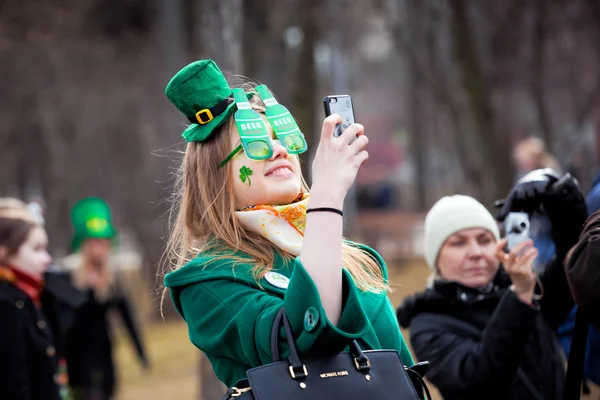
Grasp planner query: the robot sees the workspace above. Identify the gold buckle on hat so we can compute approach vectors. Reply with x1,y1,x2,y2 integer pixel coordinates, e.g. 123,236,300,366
195,109,214,124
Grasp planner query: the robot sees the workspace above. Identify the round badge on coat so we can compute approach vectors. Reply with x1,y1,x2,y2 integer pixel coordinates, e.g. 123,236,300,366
265,271,290,289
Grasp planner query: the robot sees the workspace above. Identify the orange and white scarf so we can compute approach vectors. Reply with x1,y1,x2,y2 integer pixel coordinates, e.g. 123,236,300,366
235,194,308,256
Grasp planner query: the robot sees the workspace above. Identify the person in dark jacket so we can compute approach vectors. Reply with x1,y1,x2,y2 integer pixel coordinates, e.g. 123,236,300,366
397,171,587,400
0,198,60,400
64,197,149,400
555,173,600,395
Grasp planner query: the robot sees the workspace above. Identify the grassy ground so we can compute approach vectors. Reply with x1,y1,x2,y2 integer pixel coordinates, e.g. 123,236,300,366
115,319,198,399
114,259,440,399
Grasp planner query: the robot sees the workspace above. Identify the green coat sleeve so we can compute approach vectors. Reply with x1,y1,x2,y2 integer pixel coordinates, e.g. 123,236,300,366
397,324,414,366
383,297,414,366
177,258,370,375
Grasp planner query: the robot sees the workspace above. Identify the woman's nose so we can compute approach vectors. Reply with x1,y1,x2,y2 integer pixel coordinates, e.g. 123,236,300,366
270,139,288,160
467,242,483,257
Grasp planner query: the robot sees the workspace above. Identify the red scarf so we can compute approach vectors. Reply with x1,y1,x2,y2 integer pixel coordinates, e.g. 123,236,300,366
0,266,44,307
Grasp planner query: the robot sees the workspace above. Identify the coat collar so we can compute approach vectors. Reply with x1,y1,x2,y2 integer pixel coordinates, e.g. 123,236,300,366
0,265,45,307
397,267,511,327
432,268,511,305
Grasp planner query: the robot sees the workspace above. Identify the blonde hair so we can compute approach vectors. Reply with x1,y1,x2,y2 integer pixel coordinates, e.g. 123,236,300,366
160,83,387,307
0,198,38,223
514,137,561,173
0,198,41,263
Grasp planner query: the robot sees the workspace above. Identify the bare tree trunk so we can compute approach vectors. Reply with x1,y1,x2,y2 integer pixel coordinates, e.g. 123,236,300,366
242,0,265,77
195,0,243,73
388,0,486,199
448,0,512,203
406,1,434,209
531,0,553,148
292,0,319,181
408,55,427,209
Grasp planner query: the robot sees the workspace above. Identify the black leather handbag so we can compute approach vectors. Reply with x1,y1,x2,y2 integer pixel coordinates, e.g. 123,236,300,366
222,307,432,399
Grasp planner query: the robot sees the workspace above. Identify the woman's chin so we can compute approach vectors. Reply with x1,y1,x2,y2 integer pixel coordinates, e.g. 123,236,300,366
267,191,302,206
464,276,493,289
265,185,302,204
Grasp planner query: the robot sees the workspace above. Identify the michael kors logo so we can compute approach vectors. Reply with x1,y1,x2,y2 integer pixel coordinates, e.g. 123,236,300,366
319,371,349,379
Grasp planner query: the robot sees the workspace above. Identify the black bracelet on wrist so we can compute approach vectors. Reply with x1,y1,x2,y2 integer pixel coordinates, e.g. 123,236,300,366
306,207,343,216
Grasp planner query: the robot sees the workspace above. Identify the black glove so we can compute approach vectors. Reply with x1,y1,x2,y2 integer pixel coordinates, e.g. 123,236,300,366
542,173,587,259
496,168,561,221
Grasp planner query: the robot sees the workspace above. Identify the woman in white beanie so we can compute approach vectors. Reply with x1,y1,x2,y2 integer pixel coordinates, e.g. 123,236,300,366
397,173,588,400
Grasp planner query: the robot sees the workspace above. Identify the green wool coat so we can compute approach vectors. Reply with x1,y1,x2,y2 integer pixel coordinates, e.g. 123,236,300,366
164,243,414,387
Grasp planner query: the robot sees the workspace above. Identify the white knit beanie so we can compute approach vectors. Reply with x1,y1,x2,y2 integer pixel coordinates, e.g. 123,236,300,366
424,195,500,270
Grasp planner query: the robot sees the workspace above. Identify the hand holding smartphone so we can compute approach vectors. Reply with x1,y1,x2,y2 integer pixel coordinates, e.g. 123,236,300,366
310,93,367,198
323,95,356,139
505,212,530,251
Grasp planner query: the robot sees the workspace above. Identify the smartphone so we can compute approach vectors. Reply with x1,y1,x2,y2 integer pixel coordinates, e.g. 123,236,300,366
323,95,356,138
505,212,530,251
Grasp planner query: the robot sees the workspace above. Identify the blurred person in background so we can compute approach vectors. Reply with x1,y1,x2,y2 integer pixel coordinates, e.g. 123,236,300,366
161,60,415,394
0,198,60,400
397,171,587,400
513,137,561,178
64,197,149,400
512,137,561,272
556,172,600,397
514,142,600,396
24,199,88,399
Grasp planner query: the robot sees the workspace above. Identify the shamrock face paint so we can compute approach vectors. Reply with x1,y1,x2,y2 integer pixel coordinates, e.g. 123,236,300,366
239,166,253,186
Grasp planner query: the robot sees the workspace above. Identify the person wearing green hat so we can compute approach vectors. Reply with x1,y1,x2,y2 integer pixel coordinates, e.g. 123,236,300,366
63,197,149,400
161,60,415,393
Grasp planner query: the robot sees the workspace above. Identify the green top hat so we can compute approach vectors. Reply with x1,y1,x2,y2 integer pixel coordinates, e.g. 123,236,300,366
165,59,239,143
70,197,116,251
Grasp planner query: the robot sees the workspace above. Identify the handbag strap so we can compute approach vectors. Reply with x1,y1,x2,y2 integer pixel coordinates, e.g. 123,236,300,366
406,367,433,400
268,306,307,376
349,339,371,372
563,306,589,400
270,307,286,363
269,306,371,377
221,379,251,400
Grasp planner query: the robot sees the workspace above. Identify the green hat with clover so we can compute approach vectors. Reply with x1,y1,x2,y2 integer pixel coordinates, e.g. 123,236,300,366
70,197,116,251
165,59,239,142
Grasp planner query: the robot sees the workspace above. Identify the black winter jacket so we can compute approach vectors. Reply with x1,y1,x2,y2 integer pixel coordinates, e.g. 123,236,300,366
65,284,148,397
397,257,574,400
0,280,61,400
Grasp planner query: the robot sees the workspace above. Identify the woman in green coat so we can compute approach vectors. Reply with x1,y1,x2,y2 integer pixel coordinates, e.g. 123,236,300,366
161,59,414,388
